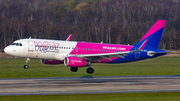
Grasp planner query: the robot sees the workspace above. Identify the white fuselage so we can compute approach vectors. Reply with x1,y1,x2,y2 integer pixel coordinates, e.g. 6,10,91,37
4,39,77,60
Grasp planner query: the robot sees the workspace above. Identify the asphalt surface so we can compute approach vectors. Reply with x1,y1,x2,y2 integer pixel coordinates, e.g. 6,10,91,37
1,75,180,96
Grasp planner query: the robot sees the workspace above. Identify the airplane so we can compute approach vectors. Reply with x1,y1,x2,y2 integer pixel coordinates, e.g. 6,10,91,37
4,20,167,74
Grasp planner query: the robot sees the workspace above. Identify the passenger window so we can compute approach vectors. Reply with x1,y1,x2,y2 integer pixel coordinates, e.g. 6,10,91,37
20,43,22,46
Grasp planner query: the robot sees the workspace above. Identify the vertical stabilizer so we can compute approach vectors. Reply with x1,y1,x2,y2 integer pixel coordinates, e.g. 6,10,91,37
135,20,166,49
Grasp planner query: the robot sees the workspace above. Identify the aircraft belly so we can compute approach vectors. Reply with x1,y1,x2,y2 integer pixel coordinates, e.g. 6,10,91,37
27,52,36,57
26,52,56,60
108,52,151,63
38,52,56,59
54,53,68,60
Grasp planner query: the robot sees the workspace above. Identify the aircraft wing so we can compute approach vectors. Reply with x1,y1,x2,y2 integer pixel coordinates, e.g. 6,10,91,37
68,40,148,61
68,51,130,61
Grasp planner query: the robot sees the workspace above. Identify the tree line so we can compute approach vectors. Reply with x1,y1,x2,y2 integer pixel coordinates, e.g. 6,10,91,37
0,0,180,49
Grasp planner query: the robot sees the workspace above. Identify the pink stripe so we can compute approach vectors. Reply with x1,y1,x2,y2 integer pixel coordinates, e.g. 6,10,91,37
140,20,166,41
70,42,134,55
140,39,148,50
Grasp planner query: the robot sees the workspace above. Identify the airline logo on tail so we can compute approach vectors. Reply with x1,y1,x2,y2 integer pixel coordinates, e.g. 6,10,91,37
134,20,166,49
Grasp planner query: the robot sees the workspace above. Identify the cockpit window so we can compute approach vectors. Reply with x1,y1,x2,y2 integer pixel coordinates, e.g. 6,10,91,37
11,43,16,45
11,43,22,46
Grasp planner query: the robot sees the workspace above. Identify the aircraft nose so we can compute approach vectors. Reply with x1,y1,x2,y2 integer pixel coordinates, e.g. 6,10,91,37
4,46,11,54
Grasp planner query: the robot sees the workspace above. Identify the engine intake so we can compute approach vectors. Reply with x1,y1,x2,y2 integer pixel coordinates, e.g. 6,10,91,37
41,59,63,65
64,57,89,67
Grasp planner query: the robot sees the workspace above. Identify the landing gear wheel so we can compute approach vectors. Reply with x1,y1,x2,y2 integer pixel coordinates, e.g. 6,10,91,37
71,67,78,72
86,68,94,74
24,65,28,69
24,58,30,69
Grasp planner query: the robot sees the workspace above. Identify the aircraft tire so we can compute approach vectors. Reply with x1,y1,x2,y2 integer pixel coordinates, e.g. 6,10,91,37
24,65,28,69
71,67,78,72
87,68,94,74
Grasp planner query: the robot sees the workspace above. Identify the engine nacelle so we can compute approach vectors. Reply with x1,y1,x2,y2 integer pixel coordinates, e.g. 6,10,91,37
64,57,89,67
41,59,63,65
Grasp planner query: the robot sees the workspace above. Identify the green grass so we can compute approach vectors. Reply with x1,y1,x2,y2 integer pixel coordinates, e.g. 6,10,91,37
1,57,180,100
0,57,180,78
1,92,180,101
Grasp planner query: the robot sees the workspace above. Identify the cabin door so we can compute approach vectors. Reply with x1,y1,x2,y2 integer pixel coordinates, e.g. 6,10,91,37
28,41,34,52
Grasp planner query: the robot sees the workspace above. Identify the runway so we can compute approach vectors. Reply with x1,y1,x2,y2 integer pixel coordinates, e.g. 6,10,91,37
1,75,180,96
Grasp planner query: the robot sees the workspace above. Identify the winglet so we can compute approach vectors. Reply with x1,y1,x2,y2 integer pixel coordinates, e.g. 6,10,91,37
66,34,72,41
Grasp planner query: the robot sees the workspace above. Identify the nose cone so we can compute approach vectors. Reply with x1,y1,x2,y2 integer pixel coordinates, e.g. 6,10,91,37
4,46,11,54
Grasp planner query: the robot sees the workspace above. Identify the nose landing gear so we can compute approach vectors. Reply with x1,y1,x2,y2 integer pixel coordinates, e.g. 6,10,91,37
24,65,28,69
24,58,30,69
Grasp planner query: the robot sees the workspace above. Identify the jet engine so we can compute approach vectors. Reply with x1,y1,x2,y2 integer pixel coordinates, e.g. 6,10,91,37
64,57,89,67
41,59,63,65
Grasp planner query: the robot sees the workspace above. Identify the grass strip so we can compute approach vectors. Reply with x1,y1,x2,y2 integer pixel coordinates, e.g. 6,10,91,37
1,92,180,101
0,57,180,78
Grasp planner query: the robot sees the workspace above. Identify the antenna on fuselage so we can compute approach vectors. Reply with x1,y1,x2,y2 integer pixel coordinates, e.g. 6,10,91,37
101,41,103,44
29,36,31,39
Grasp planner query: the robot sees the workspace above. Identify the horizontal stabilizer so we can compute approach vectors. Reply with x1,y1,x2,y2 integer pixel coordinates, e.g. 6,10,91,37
147,51,167,56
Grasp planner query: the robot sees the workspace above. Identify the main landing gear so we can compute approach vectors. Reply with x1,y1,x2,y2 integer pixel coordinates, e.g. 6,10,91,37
71,67,78,72
86,61,94,74
70,62,94,74
24,58,30,69
71,67,94,74
86,67,94,74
